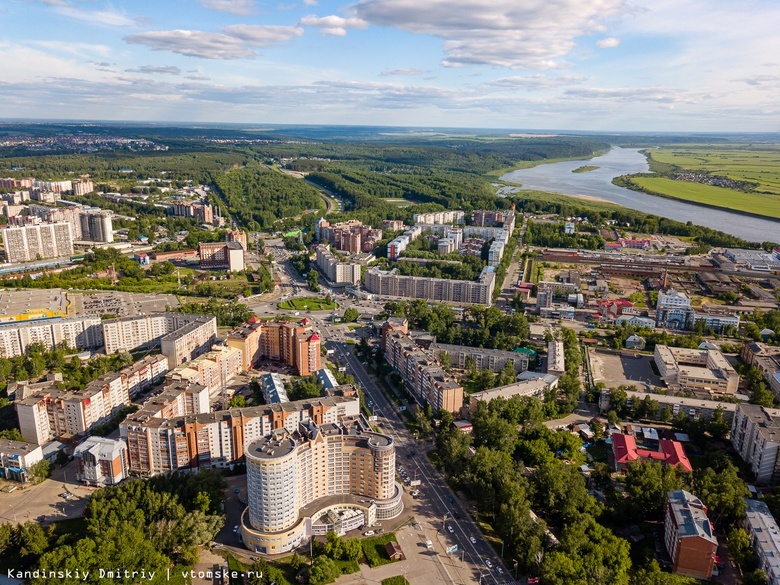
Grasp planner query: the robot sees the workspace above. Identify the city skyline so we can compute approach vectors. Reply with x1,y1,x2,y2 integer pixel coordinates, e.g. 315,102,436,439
1,0,778,131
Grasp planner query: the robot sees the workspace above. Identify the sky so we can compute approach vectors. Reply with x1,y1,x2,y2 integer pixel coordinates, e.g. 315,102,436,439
1,0,779,132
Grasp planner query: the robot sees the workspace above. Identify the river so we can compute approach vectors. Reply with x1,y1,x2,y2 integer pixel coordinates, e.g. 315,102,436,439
500,147,778,243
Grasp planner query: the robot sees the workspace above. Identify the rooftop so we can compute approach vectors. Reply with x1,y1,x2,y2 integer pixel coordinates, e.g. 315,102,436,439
667,489,717,545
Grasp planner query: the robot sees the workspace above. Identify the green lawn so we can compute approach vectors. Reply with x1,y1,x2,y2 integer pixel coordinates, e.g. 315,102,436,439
278,297,337,311
382,577,410,585
362,532,399,567
631,176,780,219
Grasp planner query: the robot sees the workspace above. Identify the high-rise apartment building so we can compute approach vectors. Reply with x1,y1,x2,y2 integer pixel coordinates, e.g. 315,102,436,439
315,244,362,285
365,266,496,306
664,490,717,579
1,222,73,262
165,344,243,397
79,210,113,242
384,330,463,414
120,394,360,476
0,316,103,358
241,415,403,555
72,179,94,197
168,201,214,224
199,241,245,272
731,403,780,484
102,313,217,368
226,318,321,375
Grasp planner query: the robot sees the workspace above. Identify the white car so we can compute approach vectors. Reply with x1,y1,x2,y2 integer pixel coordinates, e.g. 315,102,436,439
233,525,239,533
470,537,477,544
447,525,454,533
363,531,375,536
485,560,493,568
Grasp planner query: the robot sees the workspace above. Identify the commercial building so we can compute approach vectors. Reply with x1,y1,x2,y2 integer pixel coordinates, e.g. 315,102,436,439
102,313,217,368
0,439,44,482
611,433,693,473
656,289,694,329
241,414,403,555
73,436,128,486
468,379,551,415
731,403,780,484
431,343,529,373
315,244,362,285
365,266,496,306
1,221,73,263
79,209,113,243
0,316,104,358
654,345,740,395
743,499,780,585
120,394,360,476
384,331,463,414
664,490,717,579
547,341,566,376
199,241,245,272
166,345,243,398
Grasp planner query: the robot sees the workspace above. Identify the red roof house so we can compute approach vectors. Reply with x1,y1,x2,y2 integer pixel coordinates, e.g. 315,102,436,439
612,433,692,473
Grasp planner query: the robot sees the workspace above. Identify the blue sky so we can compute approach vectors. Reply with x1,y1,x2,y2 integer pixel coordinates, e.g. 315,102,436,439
1,0,779,131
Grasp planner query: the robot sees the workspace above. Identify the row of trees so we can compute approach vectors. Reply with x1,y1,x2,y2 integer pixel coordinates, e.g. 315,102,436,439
524,221,605,250
383,300,532,352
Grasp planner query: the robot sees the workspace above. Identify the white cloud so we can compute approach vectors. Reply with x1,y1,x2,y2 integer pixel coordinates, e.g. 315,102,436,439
31,41,112,58
185,70,211,80
488,75,586,89
126,65,182,75
299,14,367,36
564,86,715,104
596,37,620,48
303,0,318,5
124,30,258,59
221,24,304,45
53,5,138,27
200,0,256,15
380,68,429,76
348,0,626,69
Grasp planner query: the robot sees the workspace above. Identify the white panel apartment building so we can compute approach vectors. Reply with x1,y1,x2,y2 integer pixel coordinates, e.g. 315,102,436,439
315,244,362,285
0,316,103,358
120,394,360,476
102,313,217,368
1,222,74,263
731,403,780,484
365,266,496,306
15,354,169,444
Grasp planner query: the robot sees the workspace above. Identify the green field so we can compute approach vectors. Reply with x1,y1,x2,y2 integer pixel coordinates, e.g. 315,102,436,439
648,147,780,196
277,297,337,311
572,165,599,173
631,176,780,219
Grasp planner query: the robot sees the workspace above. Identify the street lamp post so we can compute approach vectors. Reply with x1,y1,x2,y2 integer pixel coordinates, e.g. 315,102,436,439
441,513,448,534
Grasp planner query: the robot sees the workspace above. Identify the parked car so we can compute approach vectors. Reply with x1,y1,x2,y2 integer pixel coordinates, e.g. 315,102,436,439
363,531,375,536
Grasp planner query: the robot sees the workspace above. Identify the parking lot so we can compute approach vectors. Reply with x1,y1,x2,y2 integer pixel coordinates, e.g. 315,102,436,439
69,291,180,318
589,349,662,390
0,461,90,525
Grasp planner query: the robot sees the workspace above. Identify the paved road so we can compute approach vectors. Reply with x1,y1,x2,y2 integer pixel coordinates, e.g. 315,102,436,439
328,337,511,585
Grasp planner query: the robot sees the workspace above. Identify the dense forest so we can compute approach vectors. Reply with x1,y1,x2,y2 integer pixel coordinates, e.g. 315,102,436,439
213,166,323,230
